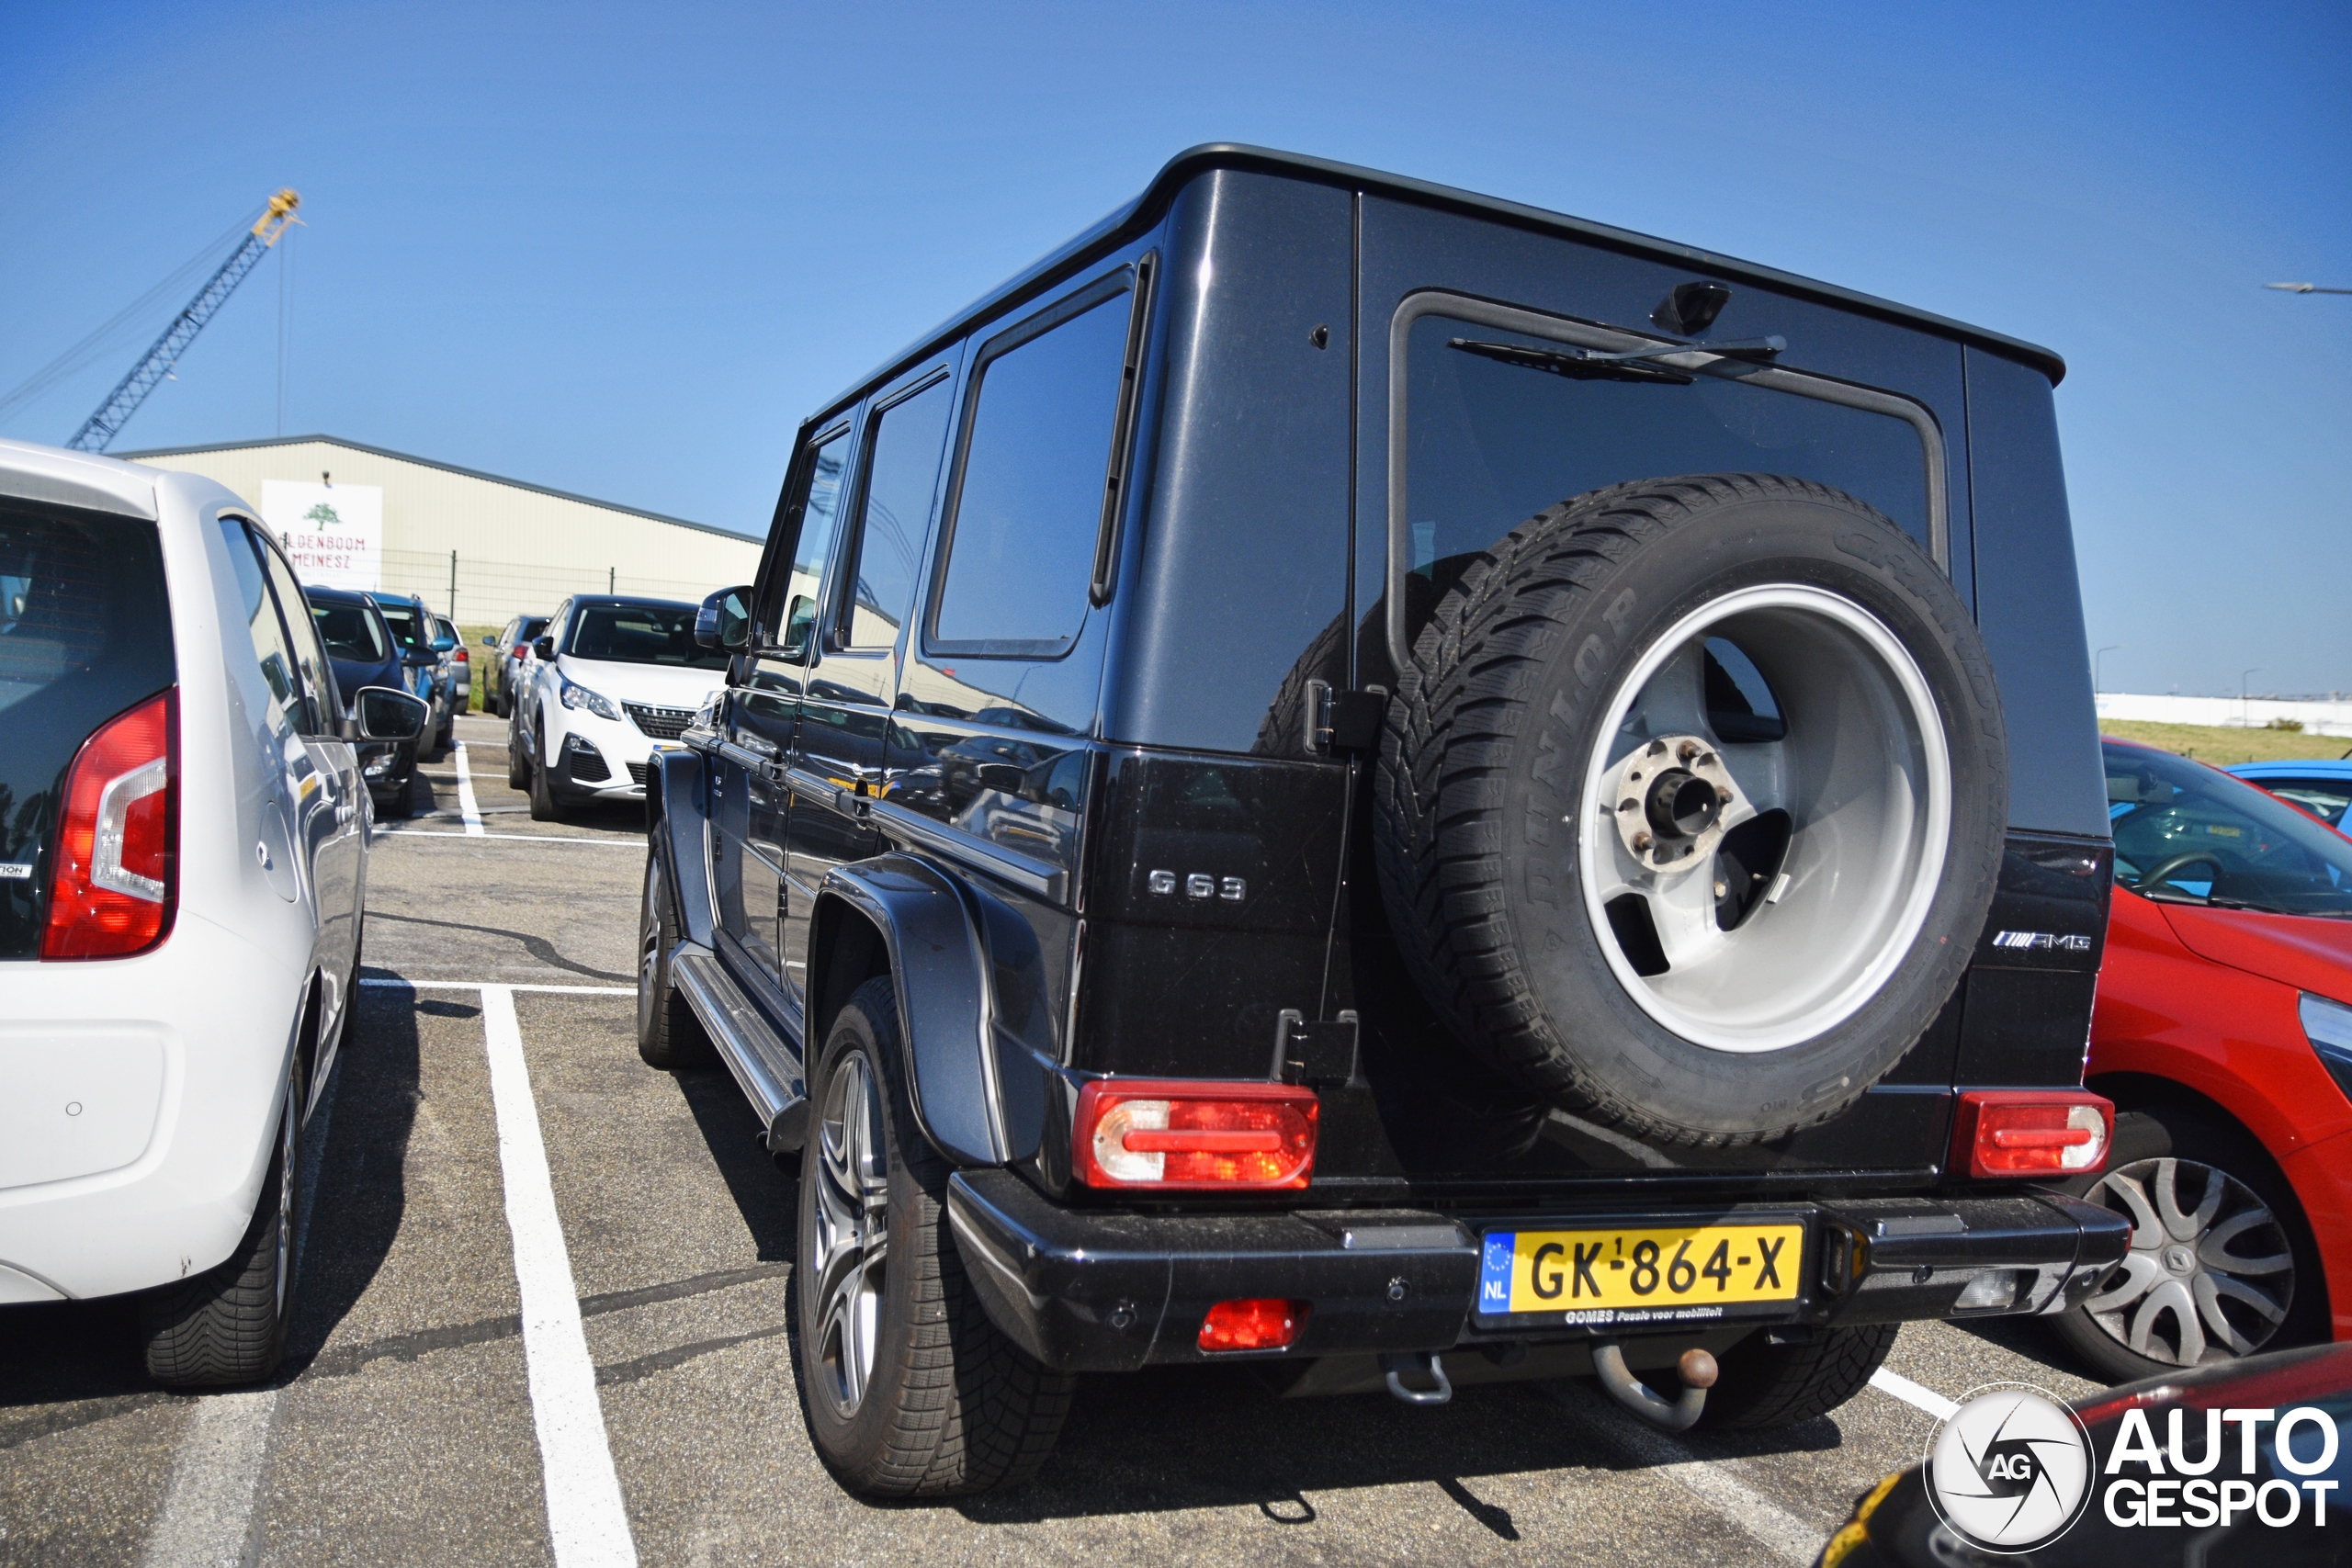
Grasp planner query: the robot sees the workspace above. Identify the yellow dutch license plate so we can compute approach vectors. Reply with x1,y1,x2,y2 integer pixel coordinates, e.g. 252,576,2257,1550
1476,1221,1805,1320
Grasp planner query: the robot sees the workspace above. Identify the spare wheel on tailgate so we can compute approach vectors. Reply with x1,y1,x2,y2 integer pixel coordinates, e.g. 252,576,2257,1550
1374,473,2006,1145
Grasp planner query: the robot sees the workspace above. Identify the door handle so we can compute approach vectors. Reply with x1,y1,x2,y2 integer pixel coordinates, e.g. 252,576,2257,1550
783,765,868,819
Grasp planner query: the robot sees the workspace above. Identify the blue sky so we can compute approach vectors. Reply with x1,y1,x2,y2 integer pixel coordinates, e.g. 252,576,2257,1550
3,2,2346,695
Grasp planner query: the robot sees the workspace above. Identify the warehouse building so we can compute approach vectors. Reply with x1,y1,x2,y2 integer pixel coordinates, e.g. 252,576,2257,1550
121,434,763,629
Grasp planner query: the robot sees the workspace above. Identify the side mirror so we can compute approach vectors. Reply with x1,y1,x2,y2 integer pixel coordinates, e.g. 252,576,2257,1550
695,585,753,651
432,635,457,654
353,685,429,741
482,634,499,648
533,636,556,661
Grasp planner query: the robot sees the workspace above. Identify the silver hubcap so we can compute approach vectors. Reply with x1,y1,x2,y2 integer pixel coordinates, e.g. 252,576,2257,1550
1577,584,1951,1051
811,1050,888,1417
2082,1156,2294,1366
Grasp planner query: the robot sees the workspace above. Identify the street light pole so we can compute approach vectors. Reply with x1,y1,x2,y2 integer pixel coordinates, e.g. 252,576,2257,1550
2244,667,2264,728
2267,283,2352,295
2096,645,2123,693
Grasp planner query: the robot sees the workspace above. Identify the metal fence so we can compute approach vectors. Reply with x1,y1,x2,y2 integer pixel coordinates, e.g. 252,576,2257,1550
375,547,733,629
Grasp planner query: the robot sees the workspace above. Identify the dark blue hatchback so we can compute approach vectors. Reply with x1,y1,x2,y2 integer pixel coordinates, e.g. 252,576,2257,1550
305,585,417,815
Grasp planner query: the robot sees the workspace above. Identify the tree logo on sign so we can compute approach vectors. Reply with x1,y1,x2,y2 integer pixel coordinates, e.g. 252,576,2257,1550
304,502,344,528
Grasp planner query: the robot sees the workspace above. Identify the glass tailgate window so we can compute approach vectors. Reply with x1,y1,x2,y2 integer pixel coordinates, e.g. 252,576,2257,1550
1401,310,1931,652
0,503,175,956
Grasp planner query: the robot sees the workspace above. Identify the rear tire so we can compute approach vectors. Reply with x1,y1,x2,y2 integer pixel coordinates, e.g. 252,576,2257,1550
794,977,1074,1496
527,727,561,821
1698,1322,1897,1430
637,844,715,1068
142,1068,303,1387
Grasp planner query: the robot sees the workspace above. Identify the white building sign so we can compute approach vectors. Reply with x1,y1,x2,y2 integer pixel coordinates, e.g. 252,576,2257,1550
265,480,382,592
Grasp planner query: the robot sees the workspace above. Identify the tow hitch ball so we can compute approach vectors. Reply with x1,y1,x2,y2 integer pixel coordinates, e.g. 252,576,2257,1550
1592,1342,1718,1431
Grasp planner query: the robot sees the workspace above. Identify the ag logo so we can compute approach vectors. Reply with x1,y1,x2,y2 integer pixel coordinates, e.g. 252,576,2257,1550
303,502,345,528
1923,1382,2094,1552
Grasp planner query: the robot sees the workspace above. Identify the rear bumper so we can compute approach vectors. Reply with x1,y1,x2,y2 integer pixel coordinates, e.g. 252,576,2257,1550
944,1170,2131,1372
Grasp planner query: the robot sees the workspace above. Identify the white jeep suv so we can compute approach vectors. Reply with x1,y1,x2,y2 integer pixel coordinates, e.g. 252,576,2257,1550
510,594,729,818
0,438,424,1385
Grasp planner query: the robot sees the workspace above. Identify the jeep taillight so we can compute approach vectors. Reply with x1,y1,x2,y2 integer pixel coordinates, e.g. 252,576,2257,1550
42,690,176,961
1073,1079,1317,1190
1951,1090,2112,1179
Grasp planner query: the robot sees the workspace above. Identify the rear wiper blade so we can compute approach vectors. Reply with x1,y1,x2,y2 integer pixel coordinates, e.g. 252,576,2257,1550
1448,335,1785,387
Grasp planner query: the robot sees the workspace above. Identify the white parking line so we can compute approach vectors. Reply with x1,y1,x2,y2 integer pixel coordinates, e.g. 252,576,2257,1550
360,978,634,995
478,984,639,1567
137,1047,349,1568
374,829,639,846
453,742,485,836
1868,1367,1960,1421
1544,1383,1823,1566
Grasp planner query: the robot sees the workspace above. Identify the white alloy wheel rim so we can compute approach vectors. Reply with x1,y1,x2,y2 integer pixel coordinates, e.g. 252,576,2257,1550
2081,1156,2294,1366
811,1049,888,1417
1577,583,1951,1052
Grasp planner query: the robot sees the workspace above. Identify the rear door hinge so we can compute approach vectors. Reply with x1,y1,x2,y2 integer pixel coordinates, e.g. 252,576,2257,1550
1273,1008,1361,1087
1305,681,1389,755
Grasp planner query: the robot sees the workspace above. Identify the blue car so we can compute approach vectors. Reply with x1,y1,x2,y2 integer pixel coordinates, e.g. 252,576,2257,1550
365,590,456,754
306,586,419,816
2227,756,2352,832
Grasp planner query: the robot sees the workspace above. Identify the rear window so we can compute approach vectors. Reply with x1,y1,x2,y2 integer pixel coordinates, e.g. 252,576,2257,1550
2246,776,2351,828
1400,308,1933,652
565,603,729,670
313,602,389,662
0,503,175,958
374,599,425,653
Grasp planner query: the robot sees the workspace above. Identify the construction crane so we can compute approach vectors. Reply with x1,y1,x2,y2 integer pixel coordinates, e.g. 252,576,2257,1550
66,188,301,453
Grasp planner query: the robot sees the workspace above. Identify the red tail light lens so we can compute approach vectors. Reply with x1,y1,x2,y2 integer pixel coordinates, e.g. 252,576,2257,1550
1073,1079,1317,1190
513,645,531,660
1199,1298,1308,1352
1951,1090,2112,1178
43,690,177,960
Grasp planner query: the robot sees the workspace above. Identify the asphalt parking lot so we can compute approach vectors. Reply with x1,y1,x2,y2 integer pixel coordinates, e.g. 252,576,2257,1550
0,711,2111,1567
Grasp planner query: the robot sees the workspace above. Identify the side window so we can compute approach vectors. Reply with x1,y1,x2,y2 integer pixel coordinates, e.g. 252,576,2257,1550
216,516,311,739
842,378,953,649
933,285,1135,654
776,428,851,657
255,534,336,728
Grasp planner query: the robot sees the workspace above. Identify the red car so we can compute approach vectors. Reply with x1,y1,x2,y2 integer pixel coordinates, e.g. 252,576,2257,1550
2053,739,2352,1381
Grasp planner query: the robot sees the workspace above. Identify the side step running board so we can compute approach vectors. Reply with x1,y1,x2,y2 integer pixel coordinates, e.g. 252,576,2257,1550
672,945,809,1152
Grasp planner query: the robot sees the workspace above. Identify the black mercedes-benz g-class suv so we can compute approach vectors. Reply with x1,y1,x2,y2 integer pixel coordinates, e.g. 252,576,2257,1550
640,145,2128,1497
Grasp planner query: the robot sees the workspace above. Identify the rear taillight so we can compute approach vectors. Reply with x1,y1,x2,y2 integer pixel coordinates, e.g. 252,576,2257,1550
1073,1079,1317,1190
513,645,530,660
1199,1298,1308,1352
42,690,177,961
1951,1090,2112,1179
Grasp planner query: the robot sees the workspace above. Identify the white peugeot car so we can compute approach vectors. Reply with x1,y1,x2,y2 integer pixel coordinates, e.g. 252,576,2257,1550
509,594,729,818
0,438,424,1385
